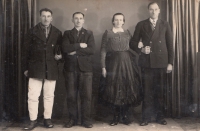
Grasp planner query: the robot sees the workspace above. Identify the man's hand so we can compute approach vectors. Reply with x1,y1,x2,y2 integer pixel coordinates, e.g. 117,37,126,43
138,41,144,48
141,46,151,54
80,43,87,48
102,68,107,78
55,54,62,60
68,51,76,55
24,70,28,77
166,64,173,73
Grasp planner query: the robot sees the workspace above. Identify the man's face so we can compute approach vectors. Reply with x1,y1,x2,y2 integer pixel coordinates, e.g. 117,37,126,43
72,14,84,28
40,11,52,26
148,3,160,19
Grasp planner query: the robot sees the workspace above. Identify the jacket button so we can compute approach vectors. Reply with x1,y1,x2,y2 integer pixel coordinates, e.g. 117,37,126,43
150,41,152,43
159,41,161,43
160,50,161,52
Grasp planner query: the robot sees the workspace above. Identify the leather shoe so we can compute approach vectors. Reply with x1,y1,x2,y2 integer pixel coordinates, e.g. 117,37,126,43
44,119,54,128
64,119,76,128
110,115,119,126
24,120,37,130
156,119,167,125
122,115,131,125
140,120,149,126
82,122,93,128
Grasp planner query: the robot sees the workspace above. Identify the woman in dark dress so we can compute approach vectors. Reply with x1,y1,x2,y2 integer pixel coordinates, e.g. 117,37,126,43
100,13,141,126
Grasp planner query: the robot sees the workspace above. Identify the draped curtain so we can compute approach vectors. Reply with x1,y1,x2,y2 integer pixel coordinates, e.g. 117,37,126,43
160,0,200,118
1,0,200,121
0,0,36,121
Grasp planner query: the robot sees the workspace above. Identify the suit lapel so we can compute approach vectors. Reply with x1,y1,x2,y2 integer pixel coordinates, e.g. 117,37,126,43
33,24,46,42
151,19,161,41
47,25,57,43
70,28,78,41
77,28,86,42
142,19,153,39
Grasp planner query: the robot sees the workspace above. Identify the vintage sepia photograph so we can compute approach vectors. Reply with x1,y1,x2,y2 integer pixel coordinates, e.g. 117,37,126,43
0,0,200,130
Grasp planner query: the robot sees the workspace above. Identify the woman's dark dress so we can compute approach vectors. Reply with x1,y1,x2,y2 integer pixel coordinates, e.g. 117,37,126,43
100,29,141,106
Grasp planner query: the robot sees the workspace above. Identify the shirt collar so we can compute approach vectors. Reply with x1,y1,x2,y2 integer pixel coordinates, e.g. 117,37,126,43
112,27,124,33
75,27,83,32
149,18,158,24
39,22,51,30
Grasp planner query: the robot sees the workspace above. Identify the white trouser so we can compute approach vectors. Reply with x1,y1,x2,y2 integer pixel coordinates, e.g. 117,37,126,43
28,78,56,121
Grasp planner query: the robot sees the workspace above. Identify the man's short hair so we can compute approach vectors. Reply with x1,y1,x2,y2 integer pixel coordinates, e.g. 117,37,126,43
148,2,160,9
72,12,85,18
40,8,53,16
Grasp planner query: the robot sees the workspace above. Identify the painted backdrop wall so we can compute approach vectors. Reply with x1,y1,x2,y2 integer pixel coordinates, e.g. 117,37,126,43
36,0,162,54
36,0,161,119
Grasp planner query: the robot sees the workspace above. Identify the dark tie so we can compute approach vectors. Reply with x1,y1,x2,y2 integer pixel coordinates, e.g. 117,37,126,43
77,30,80,37
151,20,156,30
45,27,48,38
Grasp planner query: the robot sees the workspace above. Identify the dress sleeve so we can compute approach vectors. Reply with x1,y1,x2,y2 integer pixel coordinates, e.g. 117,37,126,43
127,29,132,37
100,30,108,68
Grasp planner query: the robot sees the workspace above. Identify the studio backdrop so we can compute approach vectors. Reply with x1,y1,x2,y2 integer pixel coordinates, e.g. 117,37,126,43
0,0,36,120
0,0,200,121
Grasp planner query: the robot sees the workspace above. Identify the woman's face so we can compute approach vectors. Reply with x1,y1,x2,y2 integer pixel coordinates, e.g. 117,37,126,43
113,15,124,28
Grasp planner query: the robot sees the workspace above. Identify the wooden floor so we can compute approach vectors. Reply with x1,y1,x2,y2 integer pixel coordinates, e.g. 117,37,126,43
1,117,200,131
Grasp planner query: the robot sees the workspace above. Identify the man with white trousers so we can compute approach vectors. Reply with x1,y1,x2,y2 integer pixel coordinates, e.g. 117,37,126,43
22,8,62,130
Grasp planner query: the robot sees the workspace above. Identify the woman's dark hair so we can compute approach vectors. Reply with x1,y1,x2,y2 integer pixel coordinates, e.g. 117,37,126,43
40,8,53,16
112,13,125,25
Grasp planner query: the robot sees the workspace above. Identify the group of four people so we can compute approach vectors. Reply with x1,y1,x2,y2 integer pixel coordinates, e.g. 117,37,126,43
22,1,173,130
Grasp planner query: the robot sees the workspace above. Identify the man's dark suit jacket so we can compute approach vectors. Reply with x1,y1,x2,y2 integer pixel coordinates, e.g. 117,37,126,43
130,19,173,68
22,23,62,80
62,28,95,72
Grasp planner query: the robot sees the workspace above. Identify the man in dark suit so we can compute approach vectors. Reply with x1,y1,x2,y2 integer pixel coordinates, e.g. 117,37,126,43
130,2,173,126
62,12,95,128
22,8,62,130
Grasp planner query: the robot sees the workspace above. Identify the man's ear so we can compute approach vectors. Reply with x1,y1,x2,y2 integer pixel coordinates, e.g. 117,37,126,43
158,8,160,14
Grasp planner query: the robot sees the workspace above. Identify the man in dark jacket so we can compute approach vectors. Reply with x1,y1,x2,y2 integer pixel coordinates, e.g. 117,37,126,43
62,12,95,128
130,2,173,126
22,8,62,130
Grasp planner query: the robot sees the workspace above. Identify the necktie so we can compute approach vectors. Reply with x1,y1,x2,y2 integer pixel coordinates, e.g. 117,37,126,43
151,20,156,30
77,31,80,37
45,27,48,38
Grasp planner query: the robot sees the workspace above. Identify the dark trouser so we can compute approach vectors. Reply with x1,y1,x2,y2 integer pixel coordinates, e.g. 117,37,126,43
141,68,166,121
64,71,93,123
